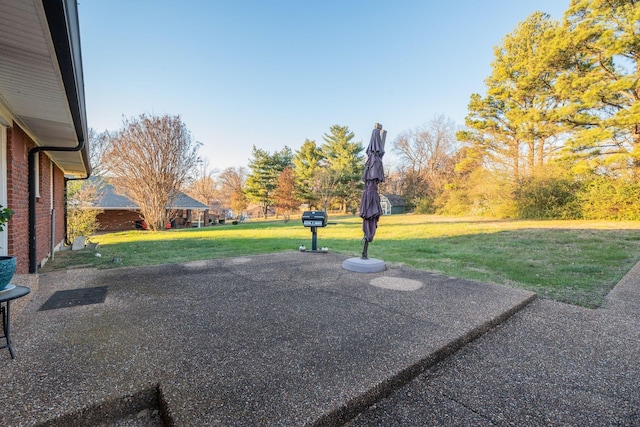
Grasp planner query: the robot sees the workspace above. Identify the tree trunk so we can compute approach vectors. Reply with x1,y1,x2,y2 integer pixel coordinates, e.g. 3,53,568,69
633,125,640,171
537,138,545,168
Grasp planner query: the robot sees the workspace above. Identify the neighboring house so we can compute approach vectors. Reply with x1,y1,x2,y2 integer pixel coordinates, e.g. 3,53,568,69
380,194,407,215
93,183,209,231
0,1,92,274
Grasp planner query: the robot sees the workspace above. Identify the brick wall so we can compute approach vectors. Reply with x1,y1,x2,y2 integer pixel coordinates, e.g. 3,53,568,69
7,125,30,274
53,165,65,248
6,124,66,274
36,152,52,265
97,210,142,231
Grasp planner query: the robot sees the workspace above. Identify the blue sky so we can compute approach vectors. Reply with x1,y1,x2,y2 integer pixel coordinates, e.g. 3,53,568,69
78,1,569,172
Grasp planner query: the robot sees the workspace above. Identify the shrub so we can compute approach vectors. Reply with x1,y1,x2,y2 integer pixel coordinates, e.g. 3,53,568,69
67,181,103,242
513,176,581,219
437,170,517,218
414,197,435,214
578,177,640,220
436,186,471,216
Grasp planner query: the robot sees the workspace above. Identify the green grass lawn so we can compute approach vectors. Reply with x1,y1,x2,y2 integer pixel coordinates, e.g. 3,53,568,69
42,214,640,308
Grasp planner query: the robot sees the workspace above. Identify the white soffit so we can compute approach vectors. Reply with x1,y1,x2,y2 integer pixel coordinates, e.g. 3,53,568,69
0,0,86,175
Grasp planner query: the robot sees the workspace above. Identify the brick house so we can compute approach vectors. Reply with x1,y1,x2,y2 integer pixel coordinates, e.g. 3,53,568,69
93,182,210,231
0,1,91,275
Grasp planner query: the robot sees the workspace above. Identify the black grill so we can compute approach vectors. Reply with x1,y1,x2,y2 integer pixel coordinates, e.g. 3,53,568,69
300,211,330,252
301,211,328,227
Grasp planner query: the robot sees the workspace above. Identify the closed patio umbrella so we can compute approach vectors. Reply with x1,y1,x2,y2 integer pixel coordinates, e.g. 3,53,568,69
360,123,387,259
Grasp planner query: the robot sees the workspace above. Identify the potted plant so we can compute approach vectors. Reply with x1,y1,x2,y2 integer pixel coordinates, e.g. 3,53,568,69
0,205,15,291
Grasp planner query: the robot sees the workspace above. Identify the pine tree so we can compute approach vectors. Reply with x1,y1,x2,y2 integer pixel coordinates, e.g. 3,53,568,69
293,139,323,208
245,146,293,217
553,0,640,174
320,125,364,212
458,12,562,181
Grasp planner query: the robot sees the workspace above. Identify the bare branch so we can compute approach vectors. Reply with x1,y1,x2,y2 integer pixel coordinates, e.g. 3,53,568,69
104,114,200,231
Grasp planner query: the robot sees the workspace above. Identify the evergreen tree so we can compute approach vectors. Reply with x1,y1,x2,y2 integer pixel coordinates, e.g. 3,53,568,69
293,139,323,208
458,12,562,181
320,125,364,212
245,146,293,217
553,0,640,174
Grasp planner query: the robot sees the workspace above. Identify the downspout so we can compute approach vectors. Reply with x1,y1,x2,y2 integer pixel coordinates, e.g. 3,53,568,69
29,143,88,273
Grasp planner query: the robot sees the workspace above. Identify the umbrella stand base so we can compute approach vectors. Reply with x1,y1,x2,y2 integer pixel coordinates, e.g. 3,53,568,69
342,257,386,273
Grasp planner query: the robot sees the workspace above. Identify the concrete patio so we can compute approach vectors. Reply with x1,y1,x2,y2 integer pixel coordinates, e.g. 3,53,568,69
2,251,638,426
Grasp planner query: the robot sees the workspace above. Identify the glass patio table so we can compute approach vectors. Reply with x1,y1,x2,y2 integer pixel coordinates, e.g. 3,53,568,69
0,285,31,359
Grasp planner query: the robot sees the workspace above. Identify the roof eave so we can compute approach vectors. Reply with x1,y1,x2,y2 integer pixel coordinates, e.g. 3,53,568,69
42,0,91,178
0,0,91,178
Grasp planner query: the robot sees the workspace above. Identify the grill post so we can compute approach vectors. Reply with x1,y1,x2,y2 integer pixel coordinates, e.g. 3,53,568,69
311,226,318,251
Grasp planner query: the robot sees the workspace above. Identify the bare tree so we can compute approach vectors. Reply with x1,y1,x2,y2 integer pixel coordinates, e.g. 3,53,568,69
187,157,218,206
217,166,247,217
87,128,112,177
313,167,341,212
65,128,110,240
378,167,404,196
104,114,200,231
273,167,300,220
393,115,459,201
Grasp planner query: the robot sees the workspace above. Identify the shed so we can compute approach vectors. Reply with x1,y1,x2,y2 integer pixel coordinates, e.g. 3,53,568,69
380,194,406,215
